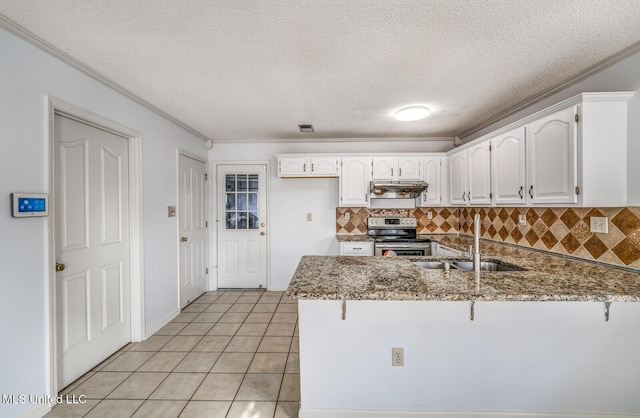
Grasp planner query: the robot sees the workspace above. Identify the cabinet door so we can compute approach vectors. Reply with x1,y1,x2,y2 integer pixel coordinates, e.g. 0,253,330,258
492,127,526,205
310,157,338,176
421,157,441,206
371,157,395,181
527,107,577,204
467,143,492,204
279,157,308,177
339,157,372,206
398,156,421,180
448,151,467,205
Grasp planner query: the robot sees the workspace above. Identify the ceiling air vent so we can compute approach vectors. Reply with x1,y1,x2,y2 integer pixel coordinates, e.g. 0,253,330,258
298,124,314,133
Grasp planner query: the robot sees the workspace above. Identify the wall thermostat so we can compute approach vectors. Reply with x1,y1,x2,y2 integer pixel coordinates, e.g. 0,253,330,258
11,193,49,217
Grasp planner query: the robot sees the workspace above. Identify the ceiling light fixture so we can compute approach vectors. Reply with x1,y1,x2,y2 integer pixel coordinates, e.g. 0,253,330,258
394,106,430,121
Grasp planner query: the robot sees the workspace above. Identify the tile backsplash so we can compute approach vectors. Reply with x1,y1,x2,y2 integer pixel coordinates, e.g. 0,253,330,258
336,206,640,269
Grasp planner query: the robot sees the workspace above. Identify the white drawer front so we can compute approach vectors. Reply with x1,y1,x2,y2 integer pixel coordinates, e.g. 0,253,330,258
340,242,373,256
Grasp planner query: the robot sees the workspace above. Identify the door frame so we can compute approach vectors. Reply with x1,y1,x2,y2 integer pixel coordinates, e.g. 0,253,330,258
176,150,210,302
45,96,145,397
213,160,271,290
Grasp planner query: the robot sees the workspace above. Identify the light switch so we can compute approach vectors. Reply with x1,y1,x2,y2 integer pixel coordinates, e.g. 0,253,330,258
307,212,313,222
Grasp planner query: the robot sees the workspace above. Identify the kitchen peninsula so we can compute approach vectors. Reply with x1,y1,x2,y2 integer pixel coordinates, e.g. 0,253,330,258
287,237,640,417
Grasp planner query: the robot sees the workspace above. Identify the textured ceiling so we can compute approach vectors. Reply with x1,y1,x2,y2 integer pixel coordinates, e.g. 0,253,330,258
1,0,640,142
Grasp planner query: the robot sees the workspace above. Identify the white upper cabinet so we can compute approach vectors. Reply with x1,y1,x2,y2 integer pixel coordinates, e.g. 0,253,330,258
526,106,577,204
278,155,338,177
491,126,526,205
309,157,339,176
339,157,372,207
397,156,422,180
278,156,308,176
372,156,421,181
448,150,467,205
420,156,443,206
448,144,491,206
467,142,492,204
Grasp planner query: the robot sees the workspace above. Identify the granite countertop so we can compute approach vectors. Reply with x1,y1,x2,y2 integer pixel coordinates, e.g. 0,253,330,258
288,235,640,302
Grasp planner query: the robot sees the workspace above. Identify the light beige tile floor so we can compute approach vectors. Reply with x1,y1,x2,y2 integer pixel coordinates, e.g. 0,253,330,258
45,290,299,418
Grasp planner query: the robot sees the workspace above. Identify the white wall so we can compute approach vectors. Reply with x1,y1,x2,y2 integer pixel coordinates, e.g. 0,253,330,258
299,300,640,415
210,140,451,290
462,49,640,205
0,27,207,417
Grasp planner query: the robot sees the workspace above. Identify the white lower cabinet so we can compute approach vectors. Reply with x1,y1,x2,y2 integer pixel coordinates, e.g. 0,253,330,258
339,241,373,256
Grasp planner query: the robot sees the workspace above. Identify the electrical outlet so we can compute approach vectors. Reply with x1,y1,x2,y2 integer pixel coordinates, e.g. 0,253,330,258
306,212,313,222
590,217,609,233
392,347,404,367
427,211,433,220
518,214,526,226
344,212,350,221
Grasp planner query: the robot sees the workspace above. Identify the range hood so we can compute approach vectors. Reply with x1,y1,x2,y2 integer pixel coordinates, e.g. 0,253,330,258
369,181,428,199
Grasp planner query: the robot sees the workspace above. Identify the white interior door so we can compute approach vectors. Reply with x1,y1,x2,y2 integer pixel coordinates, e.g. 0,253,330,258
55,114,130,388
217,164,267,289
179,154,207,307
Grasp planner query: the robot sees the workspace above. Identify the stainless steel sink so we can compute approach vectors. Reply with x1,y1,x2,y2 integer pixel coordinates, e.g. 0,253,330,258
452,261,522,272
413,261,450,269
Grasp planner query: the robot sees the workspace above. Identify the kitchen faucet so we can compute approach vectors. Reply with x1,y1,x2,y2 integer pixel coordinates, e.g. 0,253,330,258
473,214,481,275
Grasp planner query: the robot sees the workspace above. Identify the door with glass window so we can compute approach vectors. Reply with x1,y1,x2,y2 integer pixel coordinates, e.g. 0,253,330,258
216,164,267,288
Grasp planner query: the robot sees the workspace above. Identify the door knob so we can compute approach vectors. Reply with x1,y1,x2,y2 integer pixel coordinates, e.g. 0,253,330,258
260,231,265,236
55,263,65,272
181,236,188,242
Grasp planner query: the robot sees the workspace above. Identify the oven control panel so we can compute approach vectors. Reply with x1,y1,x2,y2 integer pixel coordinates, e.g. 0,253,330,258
368,217,417,227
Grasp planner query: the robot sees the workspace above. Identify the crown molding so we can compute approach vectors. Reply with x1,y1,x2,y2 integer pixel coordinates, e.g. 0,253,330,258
211,136,454,144
0,14,210,142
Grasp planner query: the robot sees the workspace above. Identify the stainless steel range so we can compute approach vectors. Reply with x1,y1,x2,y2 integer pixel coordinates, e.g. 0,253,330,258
367,217,434,256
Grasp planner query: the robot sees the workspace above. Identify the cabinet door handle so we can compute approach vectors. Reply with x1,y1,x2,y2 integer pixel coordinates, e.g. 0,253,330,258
311,163,314,172
529,185,534,198
462,192,466,201
399,168,402,177
391,168,393,177
303,163,306,172
519,186,524,199
467,191,471,201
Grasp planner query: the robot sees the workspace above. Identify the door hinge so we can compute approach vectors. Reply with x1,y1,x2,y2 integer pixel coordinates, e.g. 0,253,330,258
575,114,580,123
205,173,208,181
575,186,580,195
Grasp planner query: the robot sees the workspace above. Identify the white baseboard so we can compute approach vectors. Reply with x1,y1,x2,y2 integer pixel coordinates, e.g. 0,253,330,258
19,403,51,418
144,308,180,338
299,408,640,418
